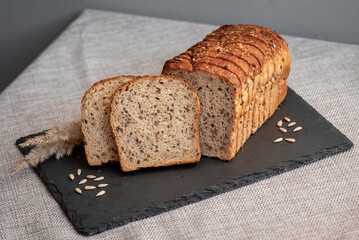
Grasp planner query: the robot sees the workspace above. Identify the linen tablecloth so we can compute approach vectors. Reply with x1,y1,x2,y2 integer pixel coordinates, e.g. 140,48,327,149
1,9,358,239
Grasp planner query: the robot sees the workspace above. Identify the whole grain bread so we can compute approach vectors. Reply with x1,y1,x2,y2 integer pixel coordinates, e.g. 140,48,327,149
162,24,291,160
110,75,201,172
81,76,138,166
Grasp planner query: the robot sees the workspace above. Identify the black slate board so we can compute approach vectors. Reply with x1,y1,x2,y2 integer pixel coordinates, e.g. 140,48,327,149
16,88,353,236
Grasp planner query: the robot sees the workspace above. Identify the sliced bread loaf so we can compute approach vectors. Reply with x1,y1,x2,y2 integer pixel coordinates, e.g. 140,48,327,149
81,76,138,166
110,75,201,172
162,24,291,160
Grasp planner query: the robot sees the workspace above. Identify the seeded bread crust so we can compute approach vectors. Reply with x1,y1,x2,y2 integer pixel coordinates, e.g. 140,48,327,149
110,75,201,172
162,24,291,160
81,76,138,166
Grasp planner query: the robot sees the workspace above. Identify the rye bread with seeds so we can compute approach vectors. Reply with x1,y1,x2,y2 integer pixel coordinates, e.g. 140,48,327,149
110,75,201,172
81,76,138,166
162,24,291,160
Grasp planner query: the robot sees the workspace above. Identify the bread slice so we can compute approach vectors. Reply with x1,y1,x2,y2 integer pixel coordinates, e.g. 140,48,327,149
81,76,138,166
162,24,291,160
110,75,201,172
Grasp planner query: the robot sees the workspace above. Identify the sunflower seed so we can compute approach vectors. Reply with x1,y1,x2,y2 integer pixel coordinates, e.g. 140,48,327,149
279,127,287,133
69,174,75,181
94,176,104,181
273,138,283,143
98,184,108,188
79,179,87,185
285,138,296,143
85,186,96,190
293,126,303,132
75,188,82,194
288,122,296,127
173,57,183,61
284,117,291,122
277,120,283,127
86,175,96,179
96,190,106,197
77,169,81,176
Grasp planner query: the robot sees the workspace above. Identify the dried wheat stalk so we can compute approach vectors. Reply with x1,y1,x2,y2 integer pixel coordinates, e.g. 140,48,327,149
13,119,83,174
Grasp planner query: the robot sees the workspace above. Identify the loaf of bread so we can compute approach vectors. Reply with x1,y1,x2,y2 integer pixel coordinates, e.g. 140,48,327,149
110,75,201,172
81,76,137,166
162,24,291,160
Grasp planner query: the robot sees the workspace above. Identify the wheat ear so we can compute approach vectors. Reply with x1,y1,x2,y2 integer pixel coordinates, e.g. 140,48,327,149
13,119,83,175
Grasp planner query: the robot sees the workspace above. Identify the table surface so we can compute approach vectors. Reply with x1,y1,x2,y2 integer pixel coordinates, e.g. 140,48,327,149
0,9,358,239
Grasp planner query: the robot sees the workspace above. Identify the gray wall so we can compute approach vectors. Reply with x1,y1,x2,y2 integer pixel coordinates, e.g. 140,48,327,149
1,0,358,93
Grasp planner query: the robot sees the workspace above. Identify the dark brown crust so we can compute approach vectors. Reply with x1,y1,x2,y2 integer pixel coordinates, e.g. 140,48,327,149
162,24,291,160
81,75,138,166
110,75,201,172
162,24,289,90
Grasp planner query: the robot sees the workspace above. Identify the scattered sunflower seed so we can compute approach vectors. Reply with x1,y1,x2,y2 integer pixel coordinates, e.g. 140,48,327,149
284,117,291,122
279,127,287,133
69,174,75,181
288,122,296,127
293,126,303,132
79,179,87,185
285,138,296,143
84,186,96,190
77,169,81,176
86,175,96,179
98,184,108,188
75,188,82,194
96,190,106,197
94,176,104,181
277,120,283,127
273,138,283,143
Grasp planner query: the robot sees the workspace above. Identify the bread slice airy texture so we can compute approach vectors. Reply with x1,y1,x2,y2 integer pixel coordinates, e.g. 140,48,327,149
81,76,137,166
162,24,291,160
110,75,201,172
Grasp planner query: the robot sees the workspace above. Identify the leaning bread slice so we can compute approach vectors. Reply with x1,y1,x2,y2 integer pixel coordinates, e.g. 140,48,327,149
110,75,201,172
81,76,138,166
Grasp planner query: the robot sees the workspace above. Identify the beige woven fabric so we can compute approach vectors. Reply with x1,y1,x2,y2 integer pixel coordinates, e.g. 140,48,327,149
1,9,358,239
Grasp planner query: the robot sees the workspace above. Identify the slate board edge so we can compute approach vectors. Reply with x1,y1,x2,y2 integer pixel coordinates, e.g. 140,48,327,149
15,88,354,236
15,139,353,236
15,143,354,236
79,144,353,236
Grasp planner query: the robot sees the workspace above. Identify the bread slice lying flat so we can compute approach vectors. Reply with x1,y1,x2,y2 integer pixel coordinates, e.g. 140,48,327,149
81,76,137,166
110,75,201,172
